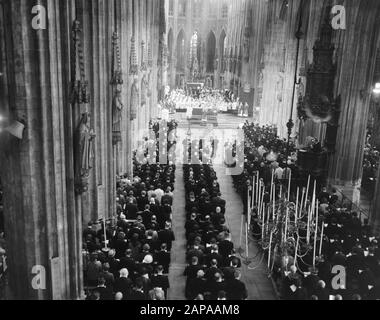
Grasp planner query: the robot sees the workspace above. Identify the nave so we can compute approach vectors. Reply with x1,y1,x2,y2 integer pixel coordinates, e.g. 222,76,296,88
82,118,276,301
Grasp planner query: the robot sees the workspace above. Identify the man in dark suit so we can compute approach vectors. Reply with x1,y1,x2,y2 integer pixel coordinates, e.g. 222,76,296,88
204,245,223,267
158,222,175,251
119,249,137,275
208,272,226,300
314,280,329,300
151,265,170,298
205,259,222,281
114,268,133,299
219,238,234,264
225,270,248,300
129,278,147,300
161,187,173,206
211,192,226,213
155,243,171,274
96,277,113,300
185,269,207,300
125,198,138,220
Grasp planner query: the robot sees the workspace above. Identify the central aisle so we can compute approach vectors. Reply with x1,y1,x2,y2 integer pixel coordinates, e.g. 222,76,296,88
215,165,277,300
167,166,187,300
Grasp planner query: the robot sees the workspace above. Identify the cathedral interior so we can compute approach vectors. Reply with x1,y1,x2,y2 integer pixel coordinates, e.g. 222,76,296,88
1,0,380,301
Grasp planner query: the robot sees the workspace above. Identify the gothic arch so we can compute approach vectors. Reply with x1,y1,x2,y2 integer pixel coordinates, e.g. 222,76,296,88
206,31,216,73
176,29,186,72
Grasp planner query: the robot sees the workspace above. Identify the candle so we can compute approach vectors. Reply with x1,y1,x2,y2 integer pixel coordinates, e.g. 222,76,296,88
252,176,255,211
247,182,250,220
240,213,244,248
294,234,299,266
319,221,325,256
272,183,275,221
246,221,249,258
284,208,289,244
287,169,292,201
103,218,107,249
256,172,260,206
304,175,310,210
261,204,265,240
295,187,299,223
306,207,311,244
260,188,265,223
268,231,273,269
299,187,305,218
270,170,274,202
311,180,317,220
279,184,283,199
313,200,319,267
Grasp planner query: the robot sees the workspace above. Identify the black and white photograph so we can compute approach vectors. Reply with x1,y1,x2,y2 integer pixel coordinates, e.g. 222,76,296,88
0,0,380,304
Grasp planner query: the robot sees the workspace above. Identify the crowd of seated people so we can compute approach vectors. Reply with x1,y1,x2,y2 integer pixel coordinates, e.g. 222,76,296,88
231,123,380,300
271,186,380,300
245,183,380,300
183,160,248,300
82,121,177,300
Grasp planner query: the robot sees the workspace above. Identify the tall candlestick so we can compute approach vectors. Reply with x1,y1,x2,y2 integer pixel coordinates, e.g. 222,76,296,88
270,170,274,202
272,183,275,221
306,207,311,244
287,169,292,201
294,234,299,266
304,175,310,210
256,173,260,207
313,200,319,267
295,187,299,223
240,213,244,248
299,187,305,218
103,218,108,249
311,180,317,220
251,176,255,211
284,208,289,244
319,221,325,256
245,221,249,257
261,204,265,240
268,231,273,269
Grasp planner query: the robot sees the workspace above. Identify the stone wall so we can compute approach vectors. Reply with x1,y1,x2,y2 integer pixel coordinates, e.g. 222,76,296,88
0,0,164,300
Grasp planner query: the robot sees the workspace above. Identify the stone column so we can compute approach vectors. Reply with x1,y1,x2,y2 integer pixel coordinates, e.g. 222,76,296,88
328,0,380,186
0,0,82,300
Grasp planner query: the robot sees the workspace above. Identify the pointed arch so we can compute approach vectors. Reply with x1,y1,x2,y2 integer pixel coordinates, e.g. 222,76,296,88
176,29,186,72
206,30,216,73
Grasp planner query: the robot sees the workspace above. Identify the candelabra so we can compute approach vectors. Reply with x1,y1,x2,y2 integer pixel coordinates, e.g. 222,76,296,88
240,172,324,275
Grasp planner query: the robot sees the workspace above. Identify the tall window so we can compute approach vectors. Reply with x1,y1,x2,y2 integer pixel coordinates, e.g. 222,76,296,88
179,0,186,17
206,32,216,73
169,0,174,16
